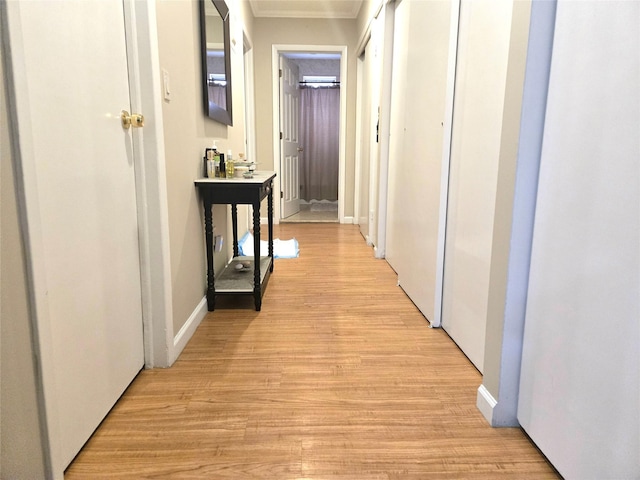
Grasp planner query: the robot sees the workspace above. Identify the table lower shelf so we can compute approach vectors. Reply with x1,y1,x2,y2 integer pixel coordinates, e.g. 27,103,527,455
215,256,272,293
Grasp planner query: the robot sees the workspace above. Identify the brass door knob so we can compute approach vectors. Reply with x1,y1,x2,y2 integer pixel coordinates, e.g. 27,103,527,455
121,110,145,129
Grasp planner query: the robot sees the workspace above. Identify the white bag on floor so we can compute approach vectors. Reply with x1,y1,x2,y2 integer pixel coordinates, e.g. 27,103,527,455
238,232,299,259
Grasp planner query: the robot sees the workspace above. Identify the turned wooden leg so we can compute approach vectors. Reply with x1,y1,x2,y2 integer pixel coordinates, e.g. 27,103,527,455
231,203,238,258
253,202,261,311
268,181,274,272
204,200,215,311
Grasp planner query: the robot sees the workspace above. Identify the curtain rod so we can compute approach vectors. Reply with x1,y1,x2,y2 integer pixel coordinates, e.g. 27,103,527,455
298,81,340,86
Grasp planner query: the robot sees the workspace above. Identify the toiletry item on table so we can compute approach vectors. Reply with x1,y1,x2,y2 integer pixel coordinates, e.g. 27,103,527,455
214,155,220,177
225,158,234,178
234,166,249,178
224,150,232,178
233,154,255,178
219,153,225,178
205,149,215,178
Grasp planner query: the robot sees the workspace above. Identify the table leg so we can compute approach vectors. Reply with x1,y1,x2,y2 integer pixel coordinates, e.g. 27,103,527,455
231,203,239,257
204,200,215,311
252,202,262,311
268,181,274,272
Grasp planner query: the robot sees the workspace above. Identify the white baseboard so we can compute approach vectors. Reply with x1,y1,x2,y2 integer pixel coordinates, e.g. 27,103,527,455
477,384,498,425
266,215,353,224
171,296,208,364
477,383,521,427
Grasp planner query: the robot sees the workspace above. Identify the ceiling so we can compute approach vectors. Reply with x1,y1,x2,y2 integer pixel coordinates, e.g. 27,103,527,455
248,0,364,19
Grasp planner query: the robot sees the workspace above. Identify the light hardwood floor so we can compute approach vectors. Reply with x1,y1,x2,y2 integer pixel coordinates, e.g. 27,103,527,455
66,224,558,479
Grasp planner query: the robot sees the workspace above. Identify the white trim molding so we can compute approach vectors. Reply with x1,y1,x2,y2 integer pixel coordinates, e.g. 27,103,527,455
477,383,523,428
171,297,208,364
123,0,174,368
477,385,498,425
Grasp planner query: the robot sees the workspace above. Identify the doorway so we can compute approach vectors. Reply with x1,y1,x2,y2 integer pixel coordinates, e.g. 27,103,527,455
272,45,347,224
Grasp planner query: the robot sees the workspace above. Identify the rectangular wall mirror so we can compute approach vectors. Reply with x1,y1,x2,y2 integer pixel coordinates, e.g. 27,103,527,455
199,0,233,125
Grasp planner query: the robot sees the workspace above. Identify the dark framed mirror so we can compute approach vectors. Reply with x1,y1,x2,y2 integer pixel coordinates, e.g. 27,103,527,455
199,0,233,125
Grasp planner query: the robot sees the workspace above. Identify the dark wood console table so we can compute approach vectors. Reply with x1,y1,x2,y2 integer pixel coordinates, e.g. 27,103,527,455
195,171,276,311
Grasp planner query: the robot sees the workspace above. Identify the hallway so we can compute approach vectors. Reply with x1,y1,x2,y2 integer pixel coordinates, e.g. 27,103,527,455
66,224,557,479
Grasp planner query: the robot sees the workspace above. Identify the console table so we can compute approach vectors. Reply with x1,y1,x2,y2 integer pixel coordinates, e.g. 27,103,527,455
195,171,276,311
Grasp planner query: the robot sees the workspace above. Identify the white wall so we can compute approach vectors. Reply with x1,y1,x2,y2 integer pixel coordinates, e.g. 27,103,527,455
518,1,640,477
290,58,340,80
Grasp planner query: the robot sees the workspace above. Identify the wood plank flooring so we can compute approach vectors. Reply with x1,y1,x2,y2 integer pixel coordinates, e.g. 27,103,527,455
65,224,558,479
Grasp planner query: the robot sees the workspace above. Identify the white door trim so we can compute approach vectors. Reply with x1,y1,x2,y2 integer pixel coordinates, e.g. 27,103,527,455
243,30,257,232
122,0,174,367
271,44,348,223
353,49,367,226
373,1,395,259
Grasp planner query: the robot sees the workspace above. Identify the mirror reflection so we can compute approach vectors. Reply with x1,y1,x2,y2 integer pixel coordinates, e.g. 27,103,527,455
204,3,226,109
200,0,233,125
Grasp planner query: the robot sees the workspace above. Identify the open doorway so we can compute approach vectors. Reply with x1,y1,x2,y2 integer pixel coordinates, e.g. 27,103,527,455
272,46,347,224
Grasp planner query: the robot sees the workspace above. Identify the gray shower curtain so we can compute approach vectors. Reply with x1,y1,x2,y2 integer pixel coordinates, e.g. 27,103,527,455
299,86,340,202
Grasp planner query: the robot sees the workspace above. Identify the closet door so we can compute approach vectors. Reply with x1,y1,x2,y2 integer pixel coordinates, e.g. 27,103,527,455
440,0,514,371
385,0,452,322
518,2,639,477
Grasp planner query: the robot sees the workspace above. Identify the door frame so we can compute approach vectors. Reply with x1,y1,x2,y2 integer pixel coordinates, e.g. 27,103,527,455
354,49,366,229
123,0,174,368
271,44,348,223
354,40,373,243
4,1,172,476
243,30,257,232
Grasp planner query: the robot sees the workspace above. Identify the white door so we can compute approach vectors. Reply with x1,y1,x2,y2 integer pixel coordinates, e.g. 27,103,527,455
7,0,145,472
280,55,301,219
385,0,453,323
440,0,513,372
518,2,639,478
